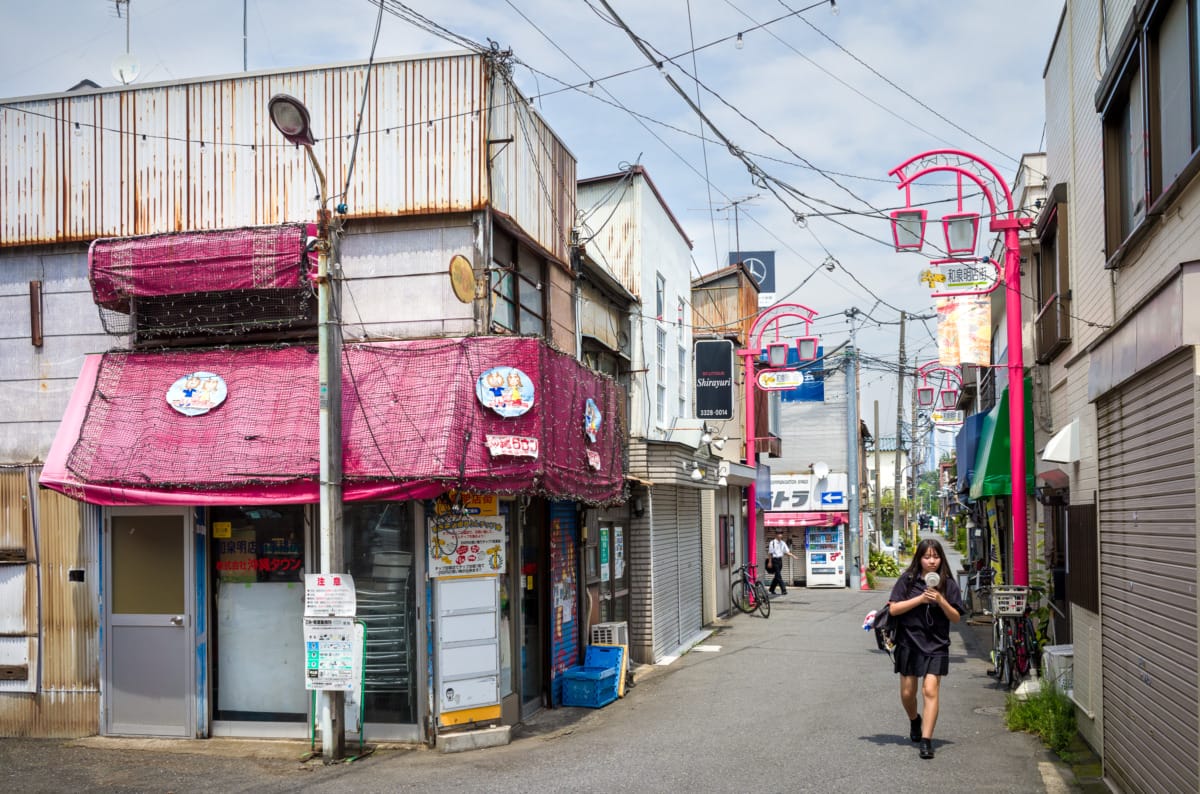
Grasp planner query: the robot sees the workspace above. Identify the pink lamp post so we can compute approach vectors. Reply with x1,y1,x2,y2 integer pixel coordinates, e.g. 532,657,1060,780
889,150,1033,586
915,362,963,411
738,303,819,581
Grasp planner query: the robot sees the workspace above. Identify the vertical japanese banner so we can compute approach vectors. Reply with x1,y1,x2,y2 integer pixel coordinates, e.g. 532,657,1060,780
937,296,991,366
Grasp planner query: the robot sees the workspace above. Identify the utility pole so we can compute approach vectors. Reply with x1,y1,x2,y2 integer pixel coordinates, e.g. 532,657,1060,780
874,400,882,552
845,338,861,589
893,311,905,551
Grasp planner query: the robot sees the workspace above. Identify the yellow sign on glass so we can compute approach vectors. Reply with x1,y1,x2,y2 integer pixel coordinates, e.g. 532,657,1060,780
212,521,233,539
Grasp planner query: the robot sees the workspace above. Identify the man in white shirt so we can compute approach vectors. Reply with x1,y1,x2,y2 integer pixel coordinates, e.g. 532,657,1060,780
767,529,798,595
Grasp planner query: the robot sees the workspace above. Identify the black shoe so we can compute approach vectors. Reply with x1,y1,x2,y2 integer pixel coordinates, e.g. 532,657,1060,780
780,589,788,595
909,715,922,742
919,739,934,759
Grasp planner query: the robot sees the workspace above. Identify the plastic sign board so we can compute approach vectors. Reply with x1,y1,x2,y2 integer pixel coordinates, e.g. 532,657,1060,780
758,370,806,391
931,409,965,425
304,573,357,617
819,491,845,506
694,339,734,420
729,250,776,307
303,616,358,691
929,258,998,296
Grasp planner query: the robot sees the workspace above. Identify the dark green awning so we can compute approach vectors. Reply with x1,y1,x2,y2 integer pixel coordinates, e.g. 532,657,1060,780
969,377,1035,500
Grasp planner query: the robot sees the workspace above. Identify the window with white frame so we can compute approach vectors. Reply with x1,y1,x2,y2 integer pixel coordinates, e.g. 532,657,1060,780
678,343,686,419
656,326,667,425
655,273,666,320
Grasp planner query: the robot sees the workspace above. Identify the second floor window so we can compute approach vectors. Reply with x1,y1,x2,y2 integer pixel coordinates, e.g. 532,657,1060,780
656,327,667,425
1035,185,1071,363
491,227,546,336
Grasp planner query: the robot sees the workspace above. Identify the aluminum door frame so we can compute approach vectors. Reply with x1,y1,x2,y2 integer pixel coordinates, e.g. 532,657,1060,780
103,506,195,737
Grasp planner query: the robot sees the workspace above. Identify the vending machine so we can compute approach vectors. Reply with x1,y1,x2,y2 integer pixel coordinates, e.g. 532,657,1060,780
805,524,846,588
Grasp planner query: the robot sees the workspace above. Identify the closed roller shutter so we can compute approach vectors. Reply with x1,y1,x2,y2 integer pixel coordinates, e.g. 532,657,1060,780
651,487,679,661
1097,348,1197,794
676,489,703,645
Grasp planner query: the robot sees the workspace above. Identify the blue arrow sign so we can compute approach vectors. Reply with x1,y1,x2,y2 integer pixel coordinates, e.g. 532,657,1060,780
819,491,844,505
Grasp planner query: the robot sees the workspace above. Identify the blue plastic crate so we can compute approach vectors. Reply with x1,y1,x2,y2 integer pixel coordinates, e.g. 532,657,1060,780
584,644,624,671
561,665,618,708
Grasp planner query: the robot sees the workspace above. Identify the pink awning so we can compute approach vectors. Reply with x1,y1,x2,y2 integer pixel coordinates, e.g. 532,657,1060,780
88,224,315,310
764,511,848,527
40,337,625,506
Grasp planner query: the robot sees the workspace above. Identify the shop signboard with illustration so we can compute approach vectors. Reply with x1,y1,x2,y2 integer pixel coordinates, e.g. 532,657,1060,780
428,514,506,577
476,366,535,417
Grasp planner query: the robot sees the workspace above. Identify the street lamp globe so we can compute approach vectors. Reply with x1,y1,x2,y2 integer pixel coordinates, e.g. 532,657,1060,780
268,93,316,147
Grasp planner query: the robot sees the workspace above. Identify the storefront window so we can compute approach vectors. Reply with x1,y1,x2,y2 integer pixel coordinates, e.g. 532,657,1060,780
210,505,307,722
344,502,417,725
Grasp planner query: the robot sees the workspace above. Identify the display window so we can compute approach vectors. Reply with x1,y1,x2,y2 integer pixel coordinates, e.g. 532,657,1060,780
210,505,307,722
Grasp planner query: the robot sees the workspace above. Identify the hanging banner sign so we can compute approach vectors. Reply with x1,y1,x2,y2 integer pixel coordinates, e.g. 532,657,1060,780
758,370,806,391
694,339,734,420
586,449,602,470
434,491,499,516
485,434,540,458
584,398,602,442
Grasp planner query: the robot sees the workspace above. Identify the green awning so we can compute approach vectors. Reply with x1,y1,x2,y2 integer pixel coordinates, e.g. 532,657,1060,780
970,377,1035,500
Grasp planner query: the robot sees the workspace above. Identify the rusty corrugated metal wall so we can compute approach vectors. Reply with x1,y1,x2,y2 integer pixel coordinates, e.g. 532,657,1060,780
1,53,576,266
0,467,99,737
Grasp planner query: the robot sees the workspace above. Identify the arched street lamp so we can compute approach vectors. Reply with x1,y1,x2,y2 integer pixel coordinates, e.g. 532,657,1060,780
888,149,1033,586
738,302,820,595
268,92,345,761
916,362,963,411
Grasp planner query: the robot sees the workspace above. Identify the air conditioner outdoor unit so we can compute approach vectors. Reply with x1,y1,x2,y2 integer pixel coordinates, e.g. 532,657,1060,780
590,621,629,646
1042,644,1074,693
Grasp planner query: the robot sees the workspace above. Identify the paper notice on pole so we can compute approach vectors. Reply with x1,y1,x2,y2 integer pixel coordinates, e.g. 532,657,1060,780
304,573,357,617
303,616,359,691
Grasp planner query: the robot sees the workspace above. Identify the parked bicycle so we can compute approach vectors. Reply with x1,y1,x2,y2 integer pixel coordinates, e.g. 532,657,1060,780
730,562,771,618
990,585,1040,690
967,566,995,618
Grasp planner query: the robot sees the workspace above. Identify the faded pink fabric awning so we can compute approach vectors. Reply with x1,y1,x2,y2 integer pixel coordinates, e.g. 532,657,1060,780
40,337,625,507
763,511,848,527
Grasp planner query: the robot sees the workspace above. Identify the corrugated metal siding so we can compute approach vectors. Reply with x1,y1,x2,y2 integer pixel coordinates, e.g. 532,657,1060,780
676,489,702,643
650,486,678,661
37,488,99,696
577,176,640,298
1,55,491,246
1097,349,1197,794
486,79,574,265
701,491,715,624
0,691,99,738
0,467,31,556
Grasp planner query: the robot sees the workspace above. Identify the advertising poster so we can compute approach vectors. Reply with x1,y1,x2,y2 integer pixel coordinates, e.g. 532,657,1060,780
937,296,991,366
428,513,506,577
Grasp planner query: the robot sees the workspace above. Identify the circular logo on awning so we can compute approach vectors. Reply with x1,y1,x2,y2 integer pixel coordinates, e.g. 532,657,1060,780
166,371,227,416
476,366,535,417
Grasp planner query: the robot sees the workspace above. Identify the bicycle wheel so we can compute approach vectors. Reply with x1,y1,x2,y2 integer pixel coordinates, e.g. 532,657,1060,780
754,582,771,618
731,578,754,614
1007,647,1022,691
1013,628,1032,677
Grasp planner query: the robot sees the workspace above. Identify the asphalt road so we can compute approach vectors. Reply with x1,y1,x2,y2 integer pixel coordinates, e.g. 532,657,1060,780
0,549,1075,793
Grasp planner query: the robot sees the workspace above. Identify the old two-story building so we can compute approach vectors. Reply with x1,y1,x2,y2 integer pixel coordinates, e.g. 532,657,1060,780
1041,1,1200,789
0,51,627,744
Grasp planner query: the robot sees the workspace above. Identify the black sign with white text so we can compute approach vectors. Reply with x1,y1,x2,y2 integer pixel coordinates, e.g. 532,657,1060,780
694,339,734,420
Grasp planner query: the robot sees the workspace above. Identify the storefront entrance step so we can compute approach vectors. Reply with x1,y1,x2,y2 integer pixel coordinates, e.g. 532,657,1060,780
438,725,511,753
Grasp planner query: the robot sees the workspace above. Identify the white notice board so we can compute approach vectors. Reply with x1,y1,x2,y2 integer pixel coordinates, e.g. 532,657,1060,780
435,576,499,714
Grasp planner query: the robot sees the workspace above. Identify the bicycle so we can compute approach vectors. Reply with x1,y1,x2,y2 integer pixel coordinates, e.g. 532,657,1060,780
730,562,771,618
967,566,995,618
990,585,1039,690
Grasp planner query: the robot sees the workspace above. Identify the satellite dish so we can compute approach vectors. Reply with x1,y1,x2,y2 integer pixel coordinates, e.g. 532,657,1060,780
812,461,830,480
111,53,141,85
448,254,476,303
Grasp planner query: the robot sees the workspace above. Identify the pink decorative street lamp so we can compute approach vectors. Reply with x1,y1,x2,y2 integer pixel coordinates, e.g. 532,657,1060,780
889,150,1033,587
738,303,819,587
915,362,963,410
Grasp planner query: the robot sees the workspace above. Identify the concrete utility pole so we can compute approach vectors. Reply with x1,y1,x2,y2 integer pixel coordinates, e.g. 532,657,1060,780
874,400,882,552
893,311,905,551
909,363,919,547
845,340,860,589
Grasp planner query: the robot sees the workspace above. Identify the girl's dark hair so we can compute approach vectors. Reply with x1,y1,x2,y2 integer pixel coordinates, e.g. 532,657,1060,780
901,538,953,590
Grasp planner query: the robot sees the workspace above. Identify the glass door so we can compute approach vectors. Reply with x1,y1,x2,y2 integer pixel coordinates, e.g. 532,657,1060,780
519,500,543,716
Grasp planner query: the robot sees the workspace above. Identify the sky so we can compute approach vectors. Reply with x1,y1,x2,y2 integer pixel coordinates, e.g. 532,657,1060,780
0,0,1064,436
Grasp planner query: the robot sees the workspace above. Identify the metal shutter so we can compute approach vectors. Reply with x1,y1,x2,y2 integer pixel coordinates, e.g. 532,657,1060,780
676,489,703,645
1097,348,1197,794
650,487,679,661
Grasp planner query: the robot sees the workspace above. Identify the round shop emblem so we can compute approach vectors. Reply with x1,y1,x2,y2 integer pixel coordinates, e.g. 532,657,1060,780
476,366,535,417
166,371,227,416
